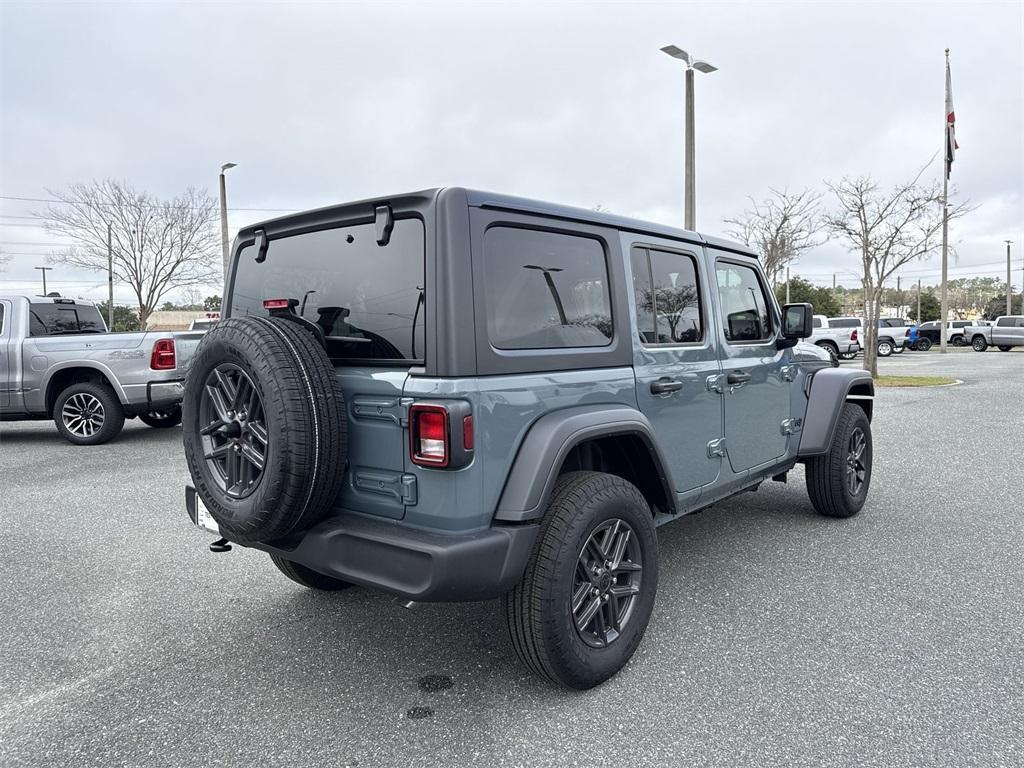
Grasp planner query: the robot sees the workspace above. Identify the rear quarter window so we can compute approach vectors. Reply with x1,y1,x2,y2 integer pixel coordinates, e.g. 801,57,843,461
482,226,612,350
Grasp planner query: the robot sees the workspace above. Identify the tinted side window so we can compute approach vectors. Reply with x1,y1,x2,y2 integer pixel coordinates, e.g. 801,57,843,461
812,317,823,328
484,227,612,350
630,247,702,344
996,317,1014,327
829,318,860,328
715,262,772,342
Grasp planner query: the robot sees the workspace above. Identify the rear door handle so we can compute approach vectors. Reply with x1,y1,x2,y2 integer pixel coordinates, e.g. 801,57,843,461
726,370,751,386
650,377,683,395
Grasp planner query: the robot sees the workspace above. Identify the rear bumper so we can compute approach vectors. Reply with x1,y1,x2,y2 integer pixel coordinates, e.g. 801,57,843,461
147,380,184,410
185,486,538,602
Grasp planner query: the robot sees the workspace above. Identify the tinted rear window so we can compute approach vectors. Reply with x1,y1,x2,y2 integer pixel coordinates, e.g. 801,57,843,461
828,318,860,328
29,303,105,336
231,219,425,362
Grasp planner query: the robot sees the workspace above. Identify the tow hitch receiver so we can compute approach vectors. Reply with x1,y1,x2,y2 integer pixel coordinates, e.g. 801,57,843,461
185,486,233,553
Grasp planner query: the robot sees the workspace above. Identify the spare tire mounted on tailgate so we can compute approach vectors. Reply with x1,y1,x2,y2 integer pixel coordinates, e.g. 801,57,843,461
183,316,347,544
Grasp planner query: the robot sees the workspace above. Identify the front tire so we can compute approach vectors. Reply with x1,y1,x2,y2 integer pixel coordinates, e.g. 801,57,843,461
53,382,125,445
877,340,893,357
972,335,988,352
269,555,355,591
504,472,658,689
139,406,182,428
805,403,872,518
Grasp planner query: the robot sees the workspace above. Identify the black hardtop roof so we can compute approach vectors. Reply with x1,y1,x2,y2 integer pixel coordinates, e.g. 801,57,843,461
241,187,758,259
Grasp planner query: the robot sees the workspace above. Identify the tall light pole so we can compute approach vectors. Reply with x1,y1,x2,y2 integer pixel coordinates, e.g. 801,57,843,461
34,266,52,295
660,45,717,231
1005,240,1013,316
219,162,237,284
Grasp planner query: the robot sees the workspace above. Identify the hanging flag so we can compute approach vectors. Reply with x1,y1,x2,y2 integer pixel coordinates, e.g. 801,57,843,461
945,53,958,178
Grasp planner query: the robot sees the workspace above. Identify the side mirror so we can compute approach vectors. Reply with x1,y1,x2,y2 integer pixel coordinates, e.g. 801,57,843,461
781,303,814,340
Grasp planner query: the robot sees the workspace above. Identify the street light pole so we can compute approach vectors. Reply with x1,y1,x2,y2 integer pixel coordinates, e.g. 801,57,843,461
660,45,717,231
1006,240,1013,316
219,162,238,285
107,223,114,329
34,266,52,295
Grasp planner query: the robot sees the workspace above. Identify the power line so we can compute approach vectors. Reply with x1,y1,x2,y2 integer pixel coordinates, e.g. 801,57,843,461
0,194,298,213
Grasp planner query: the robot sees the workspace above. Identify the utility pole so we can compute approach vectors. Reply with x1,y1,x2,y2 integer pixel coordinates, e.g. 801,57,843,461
219,162,238,284
107,223,114,329
34,266,52,295
1006,240,1013,316
939,48,952,352
660,45,717,230
786,265,791,304
917,279,922,324
897,275,901,317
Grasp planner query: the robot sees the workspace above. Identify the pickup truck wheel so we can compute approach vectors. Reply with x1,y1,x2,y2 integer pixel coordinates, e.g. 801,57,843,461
998,346,1012,352
805,403,872,518
838,351,857,360
917,338,932,352
183,317,347,545
269,554,354,591
972,336,988,352
139,406,182,428
504,471,658,689
816,342,839,363
53,382,125,446
877,340,893,357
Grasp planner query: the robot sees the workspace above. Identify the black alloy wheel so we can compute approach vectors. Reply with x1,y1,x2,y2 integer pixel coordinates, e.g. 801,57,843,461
845,427,867,497
200,363,268,498
571,519,643,648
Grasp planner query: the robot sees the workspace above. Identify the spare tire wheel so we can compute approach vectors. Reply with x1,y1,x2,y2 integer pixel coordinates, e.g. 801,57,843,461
183,316,347,544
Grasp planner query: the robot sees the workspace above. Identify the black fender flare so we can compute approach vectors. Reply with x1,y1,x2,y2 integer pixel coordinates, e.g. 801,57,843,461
798,368,874,457
493,405,676,523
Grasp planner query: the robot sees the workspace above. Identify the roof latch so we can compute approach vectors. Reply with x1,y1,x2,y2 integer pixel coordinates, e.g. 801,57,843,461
253,229,269,263
375,204,394,246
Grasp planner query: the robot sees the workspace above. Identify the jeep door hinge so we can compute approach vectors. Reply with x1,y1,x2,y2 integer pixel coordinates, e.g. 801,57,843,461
705,374,725,395
781,365,797,382
781,417,803,435
707,438,727,458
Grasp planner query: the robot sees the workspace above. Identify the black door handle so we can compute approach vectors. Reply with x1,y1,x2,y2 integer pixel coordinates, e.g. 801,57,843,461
650,377,683,394
726,370,751,385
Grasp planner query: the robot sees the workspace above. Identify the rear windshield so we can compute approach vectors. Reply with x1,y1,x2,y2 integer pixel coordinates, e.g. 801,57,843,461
231,218,425,363
29,302,106,336
828,318,860,328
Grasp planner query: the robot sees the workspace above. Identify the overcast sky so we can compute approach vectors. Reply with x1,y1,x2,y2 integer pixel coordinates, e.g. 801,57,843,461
1,0,1021,304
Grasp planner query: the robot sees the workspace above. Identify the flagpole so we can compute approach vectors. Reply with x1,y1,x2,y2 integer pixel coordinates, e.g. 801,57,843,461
939,48,950,353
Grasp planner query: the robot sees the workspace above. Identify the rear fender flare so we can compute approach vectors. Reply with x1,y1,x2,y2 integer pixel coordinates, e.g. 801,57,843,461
798,368,874,457
493,405,676,523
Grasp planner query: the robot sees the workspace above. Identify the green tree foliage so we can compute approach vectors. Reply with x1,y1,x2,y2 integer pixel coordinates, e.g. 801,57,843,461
982,294,1023,320
772,276,840,317
907,292,941,322
203,294,221,312
95,301,141,332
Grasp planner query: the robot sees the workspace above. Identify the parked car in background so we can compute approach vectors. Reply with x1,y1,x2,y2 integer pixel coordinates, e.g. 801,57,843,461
826,317,907,357
965,316,1024,351
917,320,973,346
810,315,861,361
0,294,203,444
822,316,862,359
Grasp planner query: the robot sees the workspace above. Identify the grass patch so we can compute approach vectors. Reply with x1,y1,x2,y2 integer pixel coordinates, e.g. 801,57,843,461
875,375,957,387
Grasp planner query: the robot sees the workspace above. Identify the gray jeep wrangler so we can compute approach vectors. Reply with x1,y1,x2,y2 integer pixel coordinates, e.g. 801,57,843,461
183,188,874,689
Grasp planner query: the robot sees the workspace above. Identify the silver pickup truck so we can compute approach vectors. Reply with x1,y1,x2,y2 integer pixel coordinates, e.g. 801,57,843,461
810,315,861,361
0,294,202,444
965,315,1024,351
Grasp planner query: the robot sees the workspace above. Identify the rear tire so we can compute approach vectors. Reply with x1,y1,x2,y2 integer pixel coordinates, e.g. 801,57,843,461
952,335,965,346
53,382,125,446
917,338,932,352
139,406,182,428
805,403,872,519
269,554,355,591
504,471,658,689
817,342,839,364
972,335,988,352
877,340,893,357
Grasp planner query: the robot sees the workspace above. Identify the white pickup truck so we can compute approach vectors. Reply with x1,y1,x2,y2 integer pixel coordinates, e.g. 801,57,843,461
0,294,203,444
810,315,861,361
965,316,1024,351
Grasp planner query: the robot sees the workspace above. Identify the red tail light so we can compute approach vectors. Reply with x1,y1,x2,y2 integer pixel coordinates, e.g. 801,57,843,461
410,404,449,467
851,328,858,342
150,338,176,370
905,328,911,337
263,298,292,310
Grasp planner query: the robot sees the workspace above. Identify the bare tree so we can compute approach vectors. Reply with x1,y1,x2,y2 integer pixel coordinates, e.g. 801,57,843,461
724,187,824,286
38,180,219,327
823,168,971,376
640,286,700,342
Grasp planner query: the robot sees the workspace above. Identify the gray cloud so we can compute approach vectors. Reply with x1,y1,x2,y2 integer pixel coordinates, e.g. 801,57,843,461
2,0,1021,300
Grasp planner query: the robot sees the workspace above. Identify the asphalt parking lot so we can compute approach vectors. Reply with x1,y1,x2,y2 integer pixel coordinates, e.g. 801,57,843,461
2,350,1022,768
